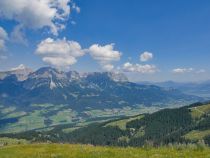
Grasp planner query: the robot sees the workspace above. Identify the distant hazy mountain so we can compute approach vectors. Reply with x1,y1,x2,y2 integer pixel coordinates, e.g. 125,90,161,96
0,67,202,111
140,80,210,99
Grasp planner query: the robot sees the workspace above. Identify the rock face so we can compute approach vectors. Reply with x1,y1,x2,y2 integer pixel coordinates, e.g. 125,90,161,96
0,67,202,110
0,64,33,81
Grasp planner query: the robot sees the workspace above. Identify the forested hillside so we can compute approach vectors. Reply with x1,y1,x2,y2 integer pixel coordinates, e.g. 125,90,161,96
3,102,210,147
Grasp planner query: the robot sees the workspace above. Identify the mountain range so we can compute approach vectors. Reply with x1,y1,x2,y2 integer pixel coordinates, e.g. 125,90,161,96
0,66,202,111
0,66,203,133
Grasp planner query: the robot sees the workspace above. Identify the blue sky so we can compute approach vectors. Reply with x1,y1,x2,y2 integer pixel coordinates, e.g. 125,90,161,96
0,0,210,82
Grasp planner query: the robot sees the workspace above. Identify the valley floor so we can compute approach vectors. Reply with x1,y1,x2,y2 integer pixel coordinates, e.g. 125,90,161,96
0,144,210,158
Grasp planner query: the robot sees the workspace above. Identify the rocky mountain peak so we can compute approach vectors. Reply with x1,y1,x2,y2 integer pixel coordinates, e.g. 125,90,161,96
29,67,66,80
107,72,128,82
0,64,33,81
84,71,128,83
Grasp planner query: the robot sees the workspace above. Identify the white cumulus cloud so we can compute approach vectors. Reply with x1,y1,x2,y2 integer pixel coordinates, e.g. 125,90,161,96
88,43,122,71
10,24,27,45
89,44,121,63
35,38,85,68
72,2,80,13
0,27,8,40
0,0,79,41
123,62,158,73
0,26,8,50
172,68,194,74
102,64,114,71
140,51,153,62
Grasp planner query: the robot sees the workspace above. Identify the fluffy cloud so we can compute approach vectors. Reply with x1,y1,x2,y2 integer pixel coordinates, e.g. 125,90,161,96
0,27,8,40
140,51,153,62
35,38,85,68
172,68,194,74
0,0,79,38
88,43,122,71
102,64,114,71
0,27,8,49
72,2,80,13
89,44,121,63
172,68,206,74
123,62,158,73
10,24,27,45
35,40,122,70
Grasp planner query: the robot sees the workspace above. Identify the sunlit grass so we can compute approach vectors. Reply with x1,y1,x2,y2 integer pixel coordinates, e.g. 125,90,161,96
190,104,210,119
105,115,144,130
0,137,29,146
0,143,210,158
184,130,210,141
62,127,81,133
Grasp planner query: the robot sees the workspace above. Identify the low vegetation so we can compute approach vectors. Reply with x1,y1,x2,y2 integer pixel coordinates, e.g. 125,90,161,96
0,137,29,146
0,143,210,158
184,130,210,141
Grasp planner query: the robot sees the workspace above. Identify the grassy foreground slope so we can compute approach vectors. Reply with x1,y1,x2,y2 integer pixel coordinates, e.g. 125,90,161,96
0,144,210,158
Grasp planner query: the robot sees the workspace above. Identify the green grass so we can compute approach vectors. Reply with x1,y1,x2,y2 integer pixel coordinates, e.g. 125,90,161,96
1,107,16,114
3,111,26,118
49,109,77,126
0,105,78,133
0,137,29,146
0,143,209,158
105,115,144,130
0,110,45,133
62,127,81,133
190,104,210,119
184,130,210,141
84,106,160,119
134,126,145,138
118,136,129,143
197,104,210,112
31,103,55,108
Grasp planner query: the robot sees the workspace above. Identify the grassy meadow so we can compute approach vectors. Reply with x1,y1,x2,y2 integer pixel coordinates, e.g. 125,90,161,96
0,143,210,158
